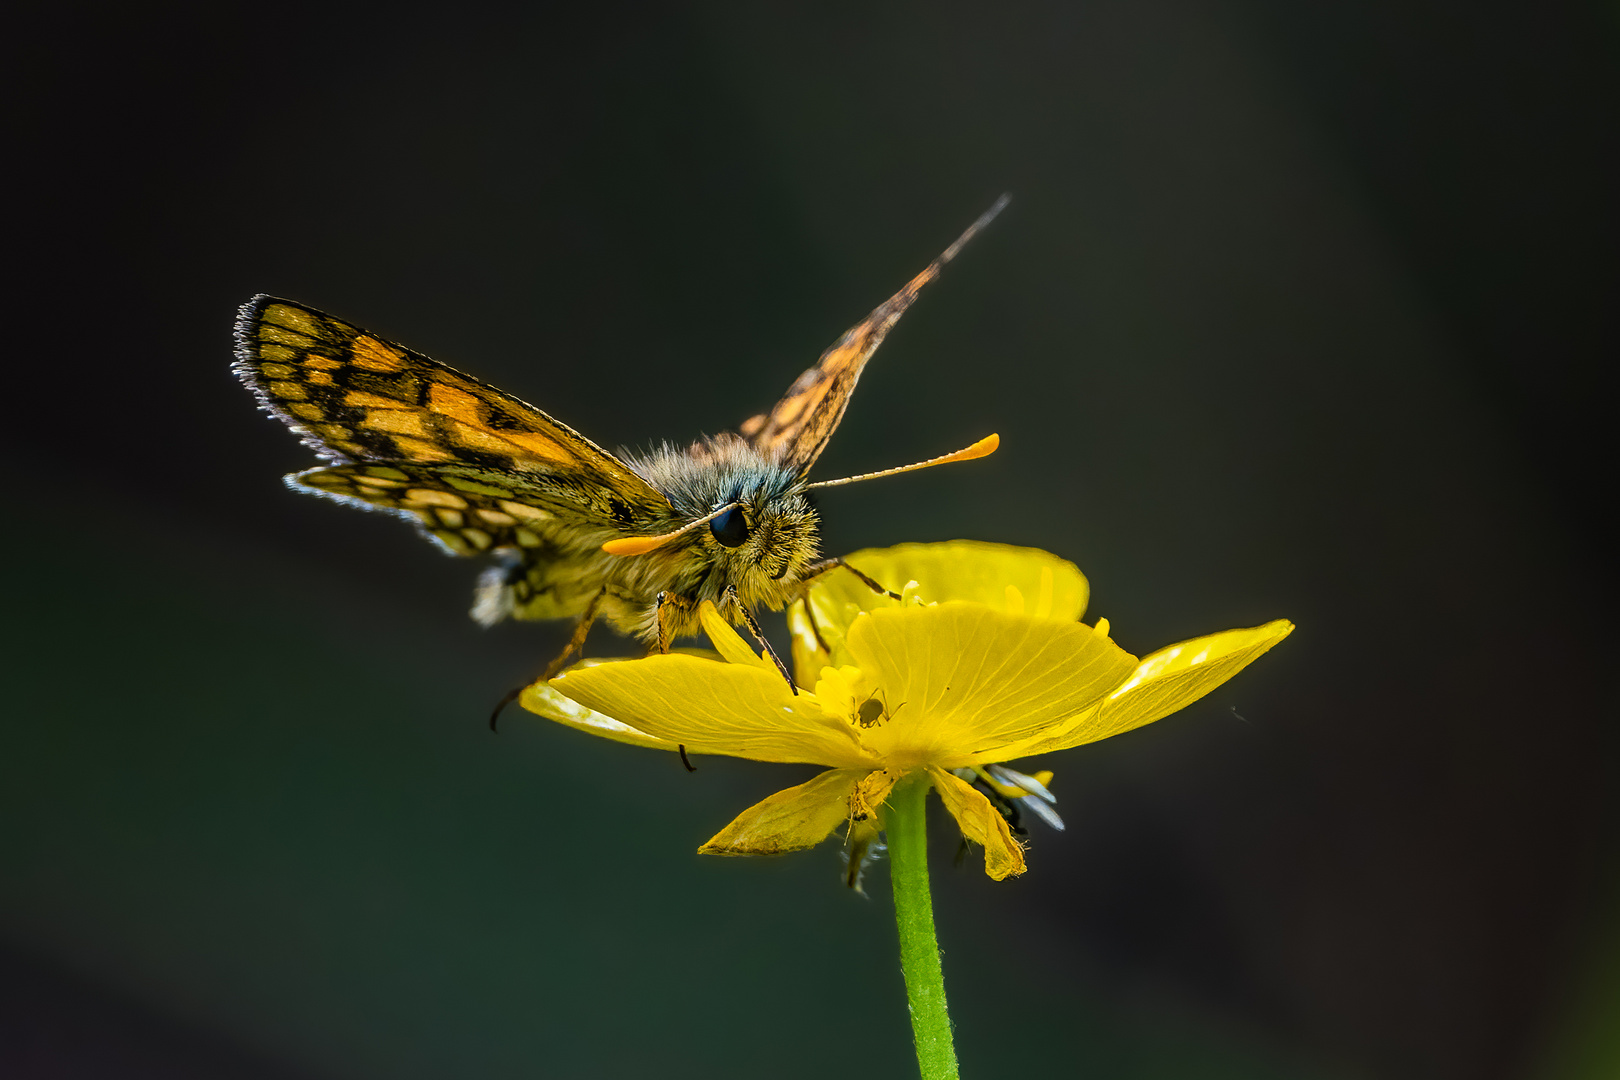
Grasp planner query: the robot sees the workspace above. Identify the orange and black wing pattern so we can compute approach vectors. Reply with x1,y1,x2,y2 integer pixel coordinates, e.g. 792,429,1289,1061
233,296,671,536
741,196,1008,476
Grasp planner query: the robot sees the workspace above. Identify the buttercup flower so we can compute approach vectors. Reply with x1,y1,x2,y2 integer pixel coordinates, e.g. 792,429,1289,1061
522,542,1293,881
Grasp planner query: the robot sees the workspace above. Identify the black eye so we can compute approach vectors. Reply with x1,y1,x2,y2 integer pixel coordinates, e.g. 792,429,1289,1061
710,505,749,548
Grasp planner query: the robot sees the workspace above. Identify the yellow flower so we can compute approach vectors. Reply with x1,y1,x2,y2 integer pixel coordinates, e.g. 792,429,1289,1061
522,542,1292,881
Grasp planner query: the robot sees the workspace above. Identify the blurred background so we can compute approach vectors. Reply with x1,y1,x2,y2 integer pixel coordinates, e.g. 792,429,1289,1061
4,2,1615,1077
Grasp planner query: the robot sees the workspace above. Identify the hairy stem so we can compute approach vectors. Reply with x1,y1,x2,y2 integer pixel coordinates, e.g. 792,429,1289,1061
886,773,959,1079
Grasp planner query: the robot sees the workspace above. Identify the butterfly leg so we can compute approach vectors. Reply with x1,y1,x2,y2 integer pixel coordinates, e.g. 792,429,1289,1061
801,594,832,656
655,590,696,655
720,585,798,695
800,557,903,601
544,586,610,678
489,586,608,732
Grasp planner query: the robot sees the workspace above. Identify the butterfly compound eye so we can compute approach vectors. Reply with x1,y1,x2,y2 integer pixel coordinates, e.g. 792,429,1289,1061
709,506,748,548
710,505,749,548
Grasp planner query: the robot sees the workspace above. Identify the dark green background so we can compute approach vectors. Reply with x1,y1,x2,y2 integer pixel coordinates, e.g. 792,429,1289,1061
4,3,1614,1078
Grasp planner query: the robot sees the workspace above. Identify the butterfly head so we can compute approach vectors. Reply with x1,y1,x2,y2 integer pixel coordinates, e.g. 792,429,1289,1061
700,474,820,591
616,437,821,597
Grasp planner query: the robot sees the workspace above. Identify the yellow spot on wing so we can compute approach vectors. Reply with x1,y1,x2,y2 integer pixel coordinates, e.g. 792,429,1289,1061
462,528,492,550
260,362,295,378
351,335,407,372
404,488,468,509
437,509,464,527
287,403,323,421
503,431,577,465
366,466,410,480
258,326,315,348
267,380,307,400
263,304,323,336
301,353,341,371
344,390,404,408
361,410,429,437
444,476,513,497
447,419,526,457
514,528,542,547
306,370,334,386
476,509,516,526
433,530,471,554
352,474,404,488
260,344,296,362
499,500,553,523
427,382,484,424
388,435,454,462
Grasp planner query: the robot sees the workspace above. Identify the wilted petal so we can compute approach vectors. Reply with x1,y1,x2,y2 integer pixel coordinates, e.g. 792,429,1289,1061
851,768,901,821
842,816,886,895
927,766,1025,880
699,769,868,855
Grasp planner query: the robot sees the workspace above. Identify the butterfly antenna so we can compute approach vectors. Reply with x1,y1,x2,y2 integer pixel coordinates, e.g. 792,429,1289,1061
803,433,999,490
602,501,741,556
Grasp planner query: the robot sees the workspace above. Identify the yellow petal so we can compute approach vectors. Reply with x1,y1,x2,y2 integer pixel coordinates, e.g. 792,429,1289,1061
519,659,679,751
1005,619,1295,756
810,665,864,723
547,654,878,767
787,598,836,687
846,603,1139,767
805,541,1091,637
926,766,1025,880
699,769,868,855
698,600,774,671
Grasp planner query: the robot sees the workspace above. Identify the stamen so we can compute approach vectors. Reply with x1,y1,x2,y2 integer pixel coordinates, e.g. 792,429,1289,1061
803,433,999,491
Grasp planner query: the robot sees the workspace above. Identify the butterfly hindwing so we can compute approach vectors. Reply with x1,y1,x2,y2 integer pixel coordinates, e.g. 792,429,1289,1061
234,296,671,532
289,461,585,557
294,461,607,626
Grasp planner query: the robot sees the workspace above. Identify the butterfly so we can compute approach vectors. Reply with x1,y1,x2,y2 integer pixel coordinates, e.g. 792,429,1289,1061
234,196,1007,702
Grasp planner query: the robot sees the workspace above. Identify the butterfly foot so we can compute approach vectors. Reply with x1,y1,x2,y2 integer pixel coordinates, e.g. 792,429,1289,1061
488,685,524,733
804,557,901,601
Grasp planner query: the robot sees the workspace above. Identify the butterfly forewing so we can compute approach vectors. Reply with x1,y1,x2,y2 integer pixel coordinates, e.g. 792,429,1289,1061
234,296,672,538
743,198,1006,475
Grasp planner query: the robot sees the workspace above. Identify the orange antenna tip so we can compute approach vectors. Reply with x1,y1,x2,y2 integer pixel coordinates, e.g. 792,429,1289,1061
947,432,999,462
602,534,672,556
803,433,1001,490
601,500,743,557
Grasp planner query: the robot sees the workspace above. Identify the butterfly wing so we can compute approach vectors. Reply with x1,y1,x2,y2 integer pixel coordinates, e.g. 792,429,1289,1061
289,461,581,557
234,296,672,535
741,197,1008,475
287,461,610,625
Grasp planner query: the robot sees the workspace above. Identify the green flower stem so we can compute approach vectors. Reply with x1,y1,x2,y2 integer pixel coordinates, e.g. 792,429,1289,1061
886,773,959,1080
